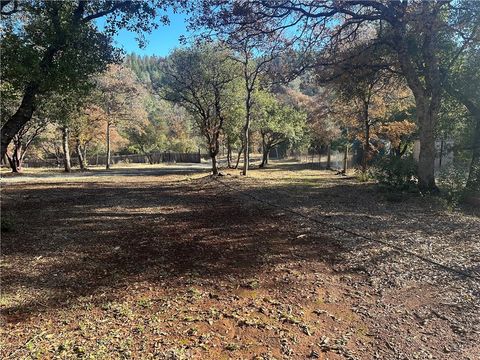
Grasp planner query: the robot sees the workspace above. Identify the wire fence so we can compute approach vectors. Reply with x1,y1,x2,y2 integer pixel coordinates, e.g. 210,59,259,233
23,151,202,168
294,150,355,170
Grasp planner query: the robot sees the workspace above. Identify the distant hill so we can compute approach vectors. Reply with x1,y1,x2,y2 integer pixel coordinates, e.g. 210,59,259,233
124,53,165,88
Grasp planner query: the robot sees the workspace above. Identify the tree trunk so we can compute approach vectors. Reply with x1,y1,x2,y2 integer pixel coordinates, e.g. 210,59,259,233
62,127,71,172
393,13,440,192
7,138,24,173
265,138,270,165
242,89,252,176
417,102,437,191
209,132,221,175
0,84,38,159
16,145,24,171
106,121,111,170
226,141,232,168
260,134,267,168
234,144,244,169
242,125,250,175
83,144,88,164
54,146,62,167
146,153,154,165
260,148,270,168
326,143,332,170
343,144,348,174
363,125,370,172
362,102,370,173
6,154,19,173
211,152,219,175
466,112,480,193
76,140,87,171
6,145,21,173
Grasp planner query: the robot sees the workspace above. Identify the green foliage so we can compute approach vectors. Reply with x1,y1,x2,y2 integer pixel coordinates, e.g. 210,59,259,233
356,170,374,183
126,123,168,155
124,54,165,89
437,164,469,207
123,55,201,154
253,90,307,151
160,43,242,157
0,1,178,160
222,84,246,149
0,82,21,126
161,44,240,113
125,95,199,154
372,156,418,191
1,2,122,96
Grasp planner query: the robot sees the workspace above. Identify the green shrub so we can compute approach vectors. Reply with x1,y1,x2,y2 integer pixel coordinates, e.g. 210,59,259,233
437,164,469,207
355,169,374,182
372,155,418,191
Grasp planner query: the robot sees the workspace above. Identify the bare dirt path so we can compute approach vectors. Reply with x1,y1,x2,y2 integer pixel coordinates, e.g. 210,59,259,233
1,163,479,359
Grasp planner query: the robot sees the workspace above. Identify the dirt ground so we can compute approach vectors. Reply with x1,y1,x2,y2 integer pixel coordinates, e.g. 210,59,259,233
1,162,479,359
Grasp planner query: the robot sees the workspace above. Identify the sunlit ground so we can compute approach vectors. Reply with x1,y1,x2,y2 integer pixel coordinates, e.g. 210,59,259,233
1,161,478,359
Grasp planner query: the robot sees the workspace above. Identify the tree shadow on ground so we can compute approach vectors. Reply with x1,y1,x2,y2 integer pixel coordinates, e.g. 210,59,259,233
1,177,351,321
1,172,478,326
229,176,480,282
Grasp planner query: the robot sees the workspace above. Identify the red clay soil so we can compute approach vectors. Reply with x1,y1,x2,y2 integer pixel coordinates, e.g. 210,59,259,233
1,170,479,359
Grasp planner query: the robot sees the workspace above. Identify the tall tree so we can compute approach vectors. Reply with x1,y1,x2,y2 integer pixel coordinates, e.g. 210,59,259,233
190,13,287,175
284,85,342,169
161,44,240,175
253,91,306,168
328,60,412,172
96,64,147,169
222,95,245,168
229,35,280,176
0,0,182,158
70,104,106,170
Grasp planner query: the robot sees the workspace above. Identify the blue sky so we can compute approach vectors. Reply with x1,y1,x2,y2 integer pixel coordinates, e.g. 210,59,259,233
100,9,190,57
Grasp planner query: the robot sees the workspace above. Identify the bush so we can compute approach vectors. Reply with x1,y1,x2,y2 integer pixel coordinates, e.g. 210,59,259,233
355,169,374,182
372,155,418,191
437,164,469,207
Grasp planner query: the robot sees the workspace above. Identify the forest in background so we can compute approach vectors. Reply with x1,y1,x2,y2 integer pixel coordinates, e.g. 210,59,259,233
1,0,479,202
